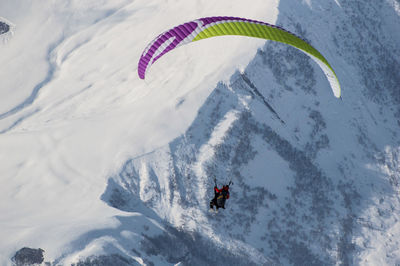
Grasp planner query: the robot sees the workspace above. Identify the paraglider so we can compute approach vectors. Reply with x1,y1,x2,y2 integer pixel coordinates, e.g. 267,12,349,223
138,16,341,98
209,178,231,212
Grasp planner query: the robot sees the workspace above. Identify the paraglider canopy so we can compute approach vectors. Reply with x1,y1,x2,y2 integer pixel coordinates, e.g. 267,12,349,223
138,16,341,98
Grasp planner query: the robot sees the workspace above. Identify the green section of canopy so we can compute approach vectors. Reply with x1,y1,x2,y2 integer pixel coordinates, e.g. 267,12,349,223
193,21,340,97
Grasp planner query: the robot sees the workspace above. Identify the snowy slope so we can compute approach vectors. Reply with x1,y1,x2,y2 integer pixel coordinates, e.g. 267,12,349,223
1,0,400,265
0,0,278,265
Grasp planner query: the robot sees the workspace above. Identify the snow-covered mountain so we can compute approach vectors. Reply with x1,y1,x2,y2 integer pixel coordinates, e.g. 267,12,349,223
1,0,399,265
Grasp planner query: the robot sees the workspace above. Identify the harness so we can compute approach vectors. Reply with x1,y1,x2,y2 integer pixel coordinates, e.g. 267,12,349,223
217,190,229,207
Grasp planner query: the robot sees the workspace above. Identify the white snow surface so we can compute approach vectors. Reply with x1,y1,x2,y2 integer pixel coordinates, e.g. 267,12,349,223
1,0,400,265
0,0,278,264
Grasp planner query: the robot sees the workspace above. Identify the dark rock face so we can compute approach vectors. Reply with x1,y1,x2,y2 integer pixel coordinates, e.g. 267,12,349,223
12,247,44,266
0,21,10,35
141,225,261,266
72,254,140,266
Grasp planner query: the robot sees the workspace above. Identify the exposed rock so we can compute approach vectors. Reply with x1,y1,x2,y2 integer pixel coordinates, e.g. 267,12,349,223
0,21,10,35
12,247,44,266
72,254,139,266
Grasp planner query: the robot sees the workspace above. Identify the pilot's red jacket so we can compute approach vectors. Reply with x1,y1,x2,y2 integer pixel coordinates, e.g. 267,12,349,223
214,186,230,199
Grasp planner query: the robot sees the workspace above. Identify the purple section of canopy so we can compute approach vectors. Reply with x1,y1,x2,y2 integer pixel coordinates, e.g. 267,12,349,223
138,21,198,79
